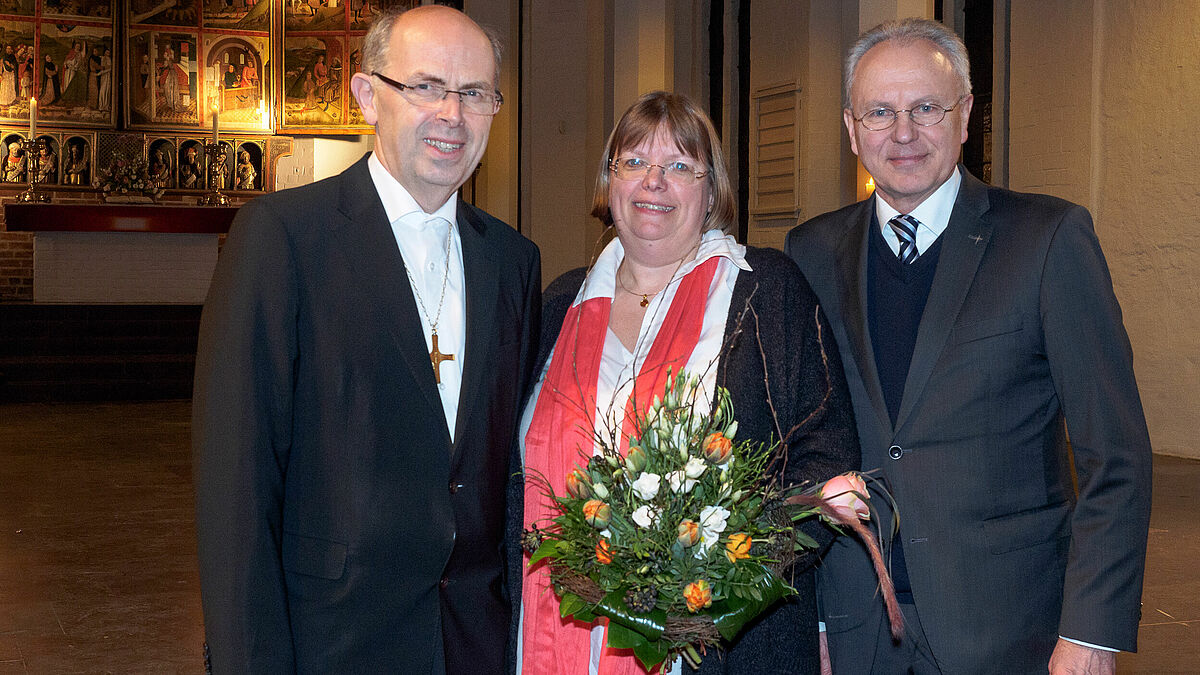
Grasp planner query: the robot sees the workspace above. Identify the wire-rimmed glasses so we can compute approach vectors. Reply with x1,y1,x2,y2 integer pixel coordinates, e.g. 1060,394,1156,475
610,157,708,185
852,95,968,131
371,71,503,116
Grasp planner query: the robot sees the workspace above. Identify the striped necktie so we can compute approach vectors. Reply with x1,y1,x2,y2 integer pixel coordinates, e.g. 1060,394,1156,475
887,214,921,264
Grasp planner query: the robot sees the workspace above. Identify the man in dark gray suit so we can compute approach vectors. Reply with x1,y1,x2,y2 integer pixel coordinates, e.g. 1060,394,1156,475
193,6,539,672
787,17,1151,675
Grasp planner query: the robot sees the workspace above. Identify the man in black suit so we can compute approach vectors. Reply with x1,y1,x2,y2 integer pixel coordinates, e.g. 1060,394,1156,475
786,18,1151,675
193,6,540,672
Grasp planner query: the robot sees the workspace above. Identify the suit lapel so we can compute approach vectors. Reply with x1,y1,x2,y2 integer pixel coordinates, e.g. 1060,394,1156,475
894,170,993,431
334,156,450,443
450,200,500,459
835,198,893,435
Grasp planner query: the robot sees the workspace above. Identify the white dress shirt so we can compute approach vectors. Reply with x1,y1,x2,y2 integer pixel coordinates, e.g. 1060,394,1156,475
367,153,466,440
874,167,960,256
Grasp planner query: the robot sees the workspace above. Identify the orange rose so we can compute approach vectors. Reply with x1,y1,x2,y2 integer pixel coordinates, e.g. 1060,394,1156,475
703,432,733,464
724,532,752,562
566,469,592,499
595,538,613,564
676,519,700,547
582,499,611,529
683,579,713,612
624,446,648,473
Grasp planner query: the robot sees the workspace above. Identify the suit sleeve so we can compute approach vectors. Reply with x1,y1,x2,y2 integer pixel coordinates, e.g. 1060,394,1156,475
1040,205,1152,652
193,198,298,672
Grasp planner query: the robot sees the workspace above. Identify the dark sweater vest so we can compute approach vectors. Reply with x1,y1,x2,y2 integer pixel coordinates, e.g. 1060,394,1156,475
867,216,943,599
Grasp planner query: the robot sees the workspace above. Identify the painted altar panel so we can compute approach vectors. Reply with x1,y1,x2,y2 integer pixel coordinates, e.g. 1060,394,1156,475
6,1,117,129
276,0,418,133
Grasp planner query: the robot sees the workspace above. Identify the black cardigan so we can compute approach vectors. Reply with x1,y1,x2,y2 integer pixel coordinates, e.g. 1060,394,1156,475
510,246,860,674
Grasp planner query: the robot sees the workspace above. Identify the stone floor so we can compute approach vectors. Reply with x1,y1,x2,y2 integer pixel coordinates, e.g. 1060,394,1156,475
0,400,1195,673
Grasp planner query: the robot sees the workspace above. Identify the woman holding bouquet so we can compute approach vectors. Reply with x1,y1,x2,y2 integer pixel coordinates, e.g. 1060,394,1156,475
517,91,860,674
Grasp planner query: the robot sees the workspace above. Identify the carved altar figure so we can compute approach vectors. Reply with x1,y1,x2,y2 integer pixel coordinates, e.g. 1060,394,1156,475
150,147,173,188
209,145,229,190
180,145,202,189
235,149,256,190
64,142,90,186
36,145,57,185
3,142,25,182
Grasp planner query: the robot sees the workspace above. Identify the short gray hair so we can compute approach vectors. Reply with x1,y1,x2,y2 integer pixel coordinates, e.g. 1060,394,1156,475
844,17,971,108
360,6,503,91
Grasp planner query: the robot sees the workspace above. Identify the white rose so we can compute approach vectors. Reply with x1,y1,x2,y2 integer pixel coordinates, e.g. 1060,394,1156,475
684,457,707,479
631,472,661,501
632,504,659,529
695,505,731,557
668,470,697,493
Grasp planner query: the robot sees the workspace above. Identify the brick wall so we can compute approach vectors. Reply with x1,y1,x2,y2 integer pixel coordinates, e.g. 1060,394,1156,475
0,230,34,301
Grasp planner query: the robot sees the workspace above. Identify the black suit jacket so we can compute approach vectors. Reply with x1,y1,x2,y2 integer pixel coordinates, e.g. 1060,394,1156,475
786,169,1152,674
193,154,540,673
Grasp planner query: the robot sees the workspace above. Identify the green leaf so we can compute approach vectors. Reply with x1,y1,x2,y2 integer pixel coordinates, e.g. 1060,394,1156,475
632,637,671,669
593,591,668,641
527,538,564,566
709,563,796,641
559,593,588,619
794,531,818,549
604,620,647,650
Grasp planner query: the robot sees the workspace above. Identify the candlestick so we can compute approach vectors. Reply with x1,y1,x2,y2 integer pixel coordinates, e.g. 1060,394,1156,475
29,97,36,139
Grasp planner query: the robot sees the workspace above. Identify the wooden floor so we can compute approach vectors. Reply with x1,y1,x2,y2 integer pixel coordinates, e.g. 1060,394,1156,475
0,401,1195,673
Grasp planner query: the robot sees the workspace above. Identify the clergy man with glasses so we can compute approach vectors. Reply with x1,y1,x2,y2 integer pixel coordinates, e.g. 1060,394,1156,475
787,17,1151,675
193,6,540,673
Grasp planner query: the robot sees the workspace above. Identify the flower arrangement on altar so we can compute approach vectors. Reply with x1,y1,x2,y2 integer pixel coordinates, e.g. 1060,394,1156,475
95,151,164,201
524,371,898,670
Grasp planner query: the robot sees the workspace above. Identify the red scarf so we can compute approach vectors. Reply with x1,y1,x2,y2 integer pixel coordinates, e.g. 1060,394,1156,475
521,258,719,674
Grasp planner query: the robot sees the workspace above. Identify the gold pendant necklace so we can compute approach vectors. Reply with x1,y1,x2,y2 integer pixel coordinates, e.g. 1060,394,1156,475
616,266,664,308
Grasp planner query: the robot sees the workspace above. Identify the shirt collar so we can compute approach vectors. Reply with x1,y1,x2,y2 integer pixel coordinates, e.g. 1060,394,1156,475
578,229,750,304
367,152,458,228
874,166,962,239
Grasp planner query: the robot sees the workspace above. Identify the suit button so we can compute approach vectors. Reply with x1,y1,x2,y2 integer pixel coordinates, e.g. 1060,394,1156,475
888,445,903,460
449,482,461,494
439,577,449,589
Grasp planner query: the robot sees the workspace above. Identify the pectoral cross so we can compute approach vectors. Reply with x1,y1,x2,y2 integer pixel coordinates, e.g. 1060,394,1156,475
429,331,455,384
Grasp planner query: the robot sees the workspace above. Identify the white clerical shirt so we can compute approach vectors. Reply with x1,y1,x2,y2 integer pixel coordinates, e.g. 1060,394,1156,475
367,152,466,441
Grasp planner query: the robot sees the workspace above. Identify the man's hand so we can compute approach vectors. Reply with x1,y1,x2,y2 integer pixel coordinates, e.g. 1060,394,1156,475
1048,638,1116,675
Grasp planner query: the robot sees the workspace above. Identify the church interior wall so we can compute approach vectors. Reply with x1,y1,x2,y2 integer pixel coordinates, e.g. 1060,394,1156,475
1008,0,1200,459
1,0,1194,459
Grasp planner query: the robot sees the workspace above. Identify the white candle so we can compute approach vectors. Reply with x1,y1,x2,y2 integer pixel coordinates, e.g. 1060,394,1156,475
211,103,219,143
29,97,36,139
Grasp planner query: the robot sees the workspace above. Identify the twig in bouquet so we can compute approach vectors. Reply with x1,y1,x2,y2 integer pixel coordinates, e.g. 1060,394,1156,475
779,306,833,448
759,305,835,483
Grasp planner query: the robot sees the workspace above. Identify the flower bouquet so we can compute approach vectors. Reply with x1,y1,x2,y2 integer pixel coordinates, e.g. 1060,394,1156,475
95,151,164,202
525,371,899,670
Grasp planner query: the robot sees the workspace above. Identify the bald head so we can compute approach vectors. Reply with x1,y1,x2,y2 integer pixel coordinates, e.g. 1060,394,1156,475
361,5,501,91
